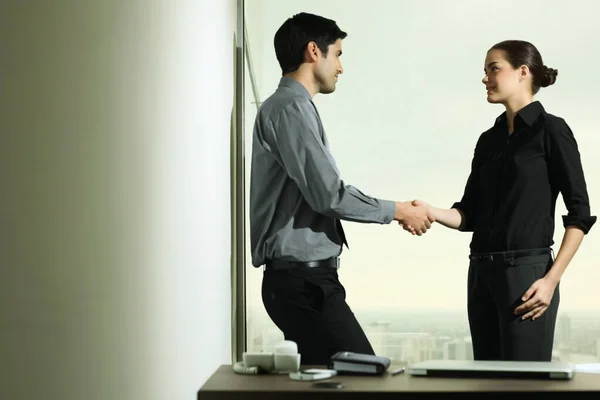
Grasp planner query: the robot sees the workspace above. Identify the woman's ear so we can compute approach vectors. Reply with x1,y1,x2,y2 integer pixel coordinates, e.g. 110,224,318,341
519,65,530,82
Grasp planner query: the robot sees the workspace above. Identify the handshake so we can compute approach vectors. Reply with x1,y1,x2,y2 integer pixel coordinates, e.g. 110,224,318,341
394,199,435,236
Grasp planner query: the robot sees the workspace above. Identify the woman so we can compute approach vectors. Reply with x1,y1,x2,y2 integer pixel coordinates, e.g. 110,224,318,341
413,40,596,361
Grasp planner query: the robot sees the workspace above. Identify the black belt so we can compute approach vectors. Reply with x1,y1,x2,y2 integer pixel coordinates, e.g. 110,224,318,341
469,248,551,263
264,257,340,271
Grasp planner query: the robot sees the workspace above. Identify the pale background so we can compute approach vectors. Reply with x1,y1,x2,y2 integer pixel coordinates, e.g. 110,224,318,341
244,0,600,358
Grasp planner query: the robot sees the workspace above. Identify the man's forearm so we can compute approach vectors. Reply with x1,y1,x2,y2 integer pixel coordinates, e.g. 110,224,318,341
319,186,396,224
393,201,412,222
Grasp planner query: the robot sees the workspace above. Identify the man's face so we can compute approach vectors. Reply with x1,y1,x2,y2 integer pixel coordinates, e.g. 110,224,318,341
315,39,344,94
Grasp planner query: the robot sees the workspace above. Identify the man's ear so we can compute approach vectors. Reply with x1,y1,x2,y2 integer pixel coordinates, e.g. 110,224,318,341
304,41,320,63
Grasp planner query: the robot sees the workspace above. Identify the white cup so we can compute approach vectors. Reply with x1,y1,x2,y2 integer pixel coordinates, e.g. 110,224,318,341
274,353,301,373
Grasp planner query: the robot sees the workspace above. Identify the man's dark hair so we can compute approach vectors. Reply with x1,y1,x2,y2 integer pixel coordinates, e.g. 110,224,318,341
274,12,347,75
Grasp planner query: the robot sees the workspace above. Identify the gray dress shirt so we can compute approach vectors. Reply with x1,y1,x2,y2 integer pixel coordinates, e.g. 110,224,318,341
249,77,396,267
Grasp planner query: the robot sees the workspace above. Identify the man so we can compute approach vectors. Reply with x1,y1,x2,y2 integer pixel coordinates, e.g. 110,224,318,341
249,12,432,365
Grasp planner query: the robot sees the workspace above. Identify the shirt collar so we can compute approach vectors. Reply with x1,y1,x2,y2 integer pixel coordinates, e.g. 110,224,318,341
495,100,545,128
278,76,312,99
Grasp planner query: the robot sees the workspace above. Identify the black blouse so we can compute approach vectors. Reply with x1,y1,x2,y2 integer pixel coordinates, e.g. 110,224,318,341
452,101,596,253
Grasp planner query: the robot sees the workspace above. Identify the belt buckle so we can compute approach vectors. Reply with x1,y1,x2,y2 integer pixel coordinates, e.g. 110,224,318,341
480,254,494,262
333,258,340,269
503,251,515,266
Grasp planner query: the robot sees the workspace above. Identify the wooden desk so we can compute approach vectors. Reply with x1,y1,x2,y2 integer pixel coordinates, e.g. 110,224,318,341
198,364,600,399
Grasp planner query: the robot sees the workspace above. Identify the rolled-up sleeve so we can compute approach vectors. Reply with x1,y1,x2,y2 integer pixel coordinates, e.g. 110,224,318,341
547,118,597,233
272,99,395,224
451,137,483,232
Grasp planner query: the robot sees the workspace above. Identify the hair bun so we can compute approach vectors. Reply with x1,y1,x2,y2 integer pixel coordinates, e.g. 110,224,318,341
541,65,558,87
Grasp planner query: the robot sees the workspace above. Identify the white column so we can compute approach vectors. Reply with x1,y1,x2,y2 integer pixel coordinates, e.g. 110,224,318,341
0,1,235,399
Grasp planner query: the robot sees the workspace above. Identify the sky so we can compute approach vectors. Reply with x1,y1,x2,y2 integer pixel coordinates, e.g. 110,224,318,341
243,0,600,312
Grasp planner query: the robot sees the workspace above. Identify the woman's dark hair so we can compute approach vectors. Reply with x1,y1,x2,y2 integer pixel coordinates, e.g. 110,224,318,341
490,40,558,94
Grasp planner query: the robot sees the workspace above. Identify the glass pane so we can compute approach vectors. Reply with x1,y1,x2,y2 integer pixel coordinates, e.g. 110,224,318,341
244,0,600,364
243,40,286,352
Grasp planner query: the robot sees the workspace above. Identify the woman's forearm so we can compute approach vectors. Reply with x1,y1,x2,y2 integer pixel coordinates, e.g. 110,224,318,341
429,206,465,230
545,226,585,284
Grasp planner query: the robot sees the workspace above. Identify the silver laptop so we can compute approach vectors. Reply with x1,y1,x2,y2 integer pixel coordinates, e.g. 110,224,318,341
407,360,575,380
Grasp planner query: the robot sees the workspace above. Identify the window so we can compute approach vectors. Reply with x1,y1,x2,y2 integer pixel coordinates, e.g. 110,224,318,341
241,0,600,363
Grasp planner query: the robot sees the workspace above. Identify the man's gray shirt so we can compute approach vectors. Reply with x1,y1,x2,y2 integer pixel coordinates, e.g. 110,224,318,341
249,77,396,267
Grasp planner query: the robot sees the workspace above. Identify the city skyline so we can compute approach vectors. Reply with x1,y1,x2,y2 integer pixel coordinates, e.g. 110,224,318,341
247,306,600,365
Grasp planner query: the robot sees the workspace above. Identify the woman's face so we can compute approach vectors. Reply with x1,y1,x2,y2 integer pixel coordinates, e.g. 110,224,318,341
482,49,529,104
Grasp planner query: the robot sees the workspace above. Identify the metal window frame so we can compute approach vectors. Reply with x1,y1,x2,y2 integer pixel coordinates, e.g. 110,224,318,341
231,0,246,363
232,0,262,363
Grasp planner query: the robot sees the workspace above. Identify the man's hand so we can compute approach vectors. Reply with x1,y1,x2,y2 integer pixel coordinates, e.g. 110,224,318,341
412,199,430,209
398,200,436,235
514,277,558,320
394,201,433,236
